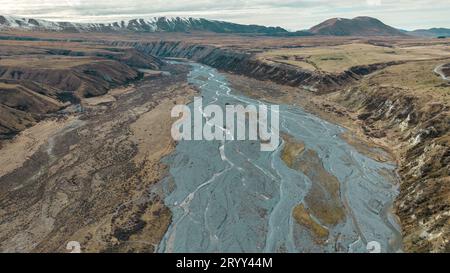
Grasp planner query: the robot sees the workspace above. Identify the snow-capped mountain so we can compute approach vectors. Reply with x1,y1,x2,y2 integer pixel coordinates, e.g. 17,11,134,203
0,15,288,35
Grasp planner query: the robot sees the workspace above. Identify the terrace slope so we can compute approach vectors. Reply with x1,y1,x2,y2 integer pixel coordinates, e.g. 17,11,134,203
0,40,163,140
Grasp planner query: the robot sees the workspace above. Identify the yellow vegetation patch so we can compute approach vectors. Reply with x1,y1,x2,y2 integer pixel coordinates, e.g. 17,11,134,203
280,134,346,227
363,60,450,98
281,134,305,168
293,204,329,241
258,43,450,73
0,56,95,69
299,149,346,226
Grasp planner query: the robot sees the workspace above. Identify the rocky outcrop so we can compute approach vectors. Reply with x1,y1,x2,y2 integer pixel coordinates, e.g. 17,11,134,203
335,84,450,252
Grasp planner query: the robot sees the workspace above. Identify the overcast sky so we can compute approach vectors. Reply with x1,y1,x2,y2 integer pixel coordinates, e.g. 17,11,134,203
1,0,449,30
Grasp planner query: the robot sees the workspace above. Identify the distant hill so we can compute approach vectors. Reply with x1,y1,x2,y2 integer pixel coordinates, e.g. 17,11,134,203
0,15,288,35
2,14,448,38
407,28,450,38
309,16,408,36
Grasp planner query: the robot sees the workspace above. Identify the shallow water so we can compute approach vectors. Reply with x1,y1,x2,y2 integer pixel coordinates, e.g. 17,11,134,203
158,62,402,253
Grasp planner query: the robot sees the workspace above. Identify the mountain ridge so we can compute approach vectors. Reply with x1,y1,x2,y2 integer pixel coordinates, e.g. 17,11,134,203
1,14,449,37
407,27,450,38
0,15,288,35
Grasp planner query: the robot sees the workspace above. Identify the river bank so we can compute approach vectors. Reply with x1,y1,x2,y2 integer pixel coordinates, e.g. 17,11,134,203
0,63,196,252
225,73,397,164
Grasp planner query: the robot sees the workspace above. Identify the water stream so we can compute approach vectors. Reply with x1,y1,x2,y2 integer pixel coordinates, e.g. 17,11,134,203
158,62,402,253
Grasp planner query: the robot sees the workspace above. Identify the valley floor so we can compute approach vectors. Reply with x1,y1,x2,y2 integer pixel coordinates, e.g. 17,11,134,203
0,64,196,252
0,31,449,252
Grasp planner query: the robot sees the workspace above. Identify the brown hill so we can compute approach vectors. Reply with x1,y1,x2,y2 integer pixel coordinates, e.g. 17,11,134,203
0,40,163,140
0,81,64,138
309,16,408,36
